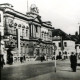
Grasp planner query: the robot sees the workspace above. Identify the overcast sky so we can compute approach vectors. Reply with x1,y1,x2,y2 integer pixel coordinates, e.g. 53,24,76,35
0,0,80,35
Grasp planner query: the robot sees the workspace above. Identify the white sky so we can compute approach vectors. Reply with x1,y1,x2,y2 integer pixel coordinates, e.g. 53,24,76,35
0,0,80,35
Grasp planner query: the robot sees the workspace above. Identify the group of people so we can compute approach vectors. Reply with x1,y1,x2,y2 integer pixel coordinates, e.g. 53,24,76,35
0,49,78,72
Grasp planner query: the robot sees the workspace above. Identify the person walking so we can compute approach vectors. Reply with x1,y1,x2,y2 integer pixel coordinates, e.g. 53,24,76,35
70,52,77,72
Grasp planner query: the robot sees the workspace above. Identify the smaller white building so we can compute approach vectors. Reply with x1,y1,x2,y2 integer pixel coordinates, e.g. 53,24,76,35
52,29,76,59
53,40,76,57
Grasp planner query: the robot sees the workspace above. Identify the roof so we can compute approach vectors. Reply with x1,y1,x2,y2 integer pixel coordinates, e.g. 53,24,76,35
2,6,53,29
52,29,71,40
70,35,80,44
69,35,79,43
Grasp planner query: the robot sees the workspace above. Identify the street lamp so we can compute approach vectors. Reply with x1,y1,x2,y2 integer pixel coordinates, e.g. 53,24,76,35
53,44,57,72
61,36,64,59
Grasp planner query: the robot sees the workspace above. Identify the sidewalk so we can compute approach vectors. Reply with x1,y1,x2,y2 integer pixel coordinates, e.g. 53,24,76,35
4,59,80,68
4,59,54,68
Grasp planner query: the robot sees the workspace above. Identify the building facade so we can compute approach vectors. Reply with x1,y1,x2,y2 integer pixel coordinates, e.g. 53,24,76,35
52,29,76,59
53,39,76,58
0,3,54,63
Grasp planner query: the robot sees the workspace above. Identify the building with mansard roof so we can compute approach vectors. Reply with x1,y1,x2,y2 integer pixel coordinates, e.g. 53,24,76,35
0,3,54,63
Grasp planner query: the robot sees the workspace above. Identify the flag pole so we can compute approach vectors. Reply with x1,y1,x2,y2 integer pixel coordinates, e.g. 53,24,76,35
27,0,28,12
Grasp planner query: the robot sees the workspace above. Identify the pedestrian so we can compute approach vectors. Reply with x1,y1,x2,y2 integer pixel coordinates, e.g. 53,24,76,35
20,57,23,63
40,55,43,62
23,54,26,62
40,55,44,62
7,48,13,65
70,52,77,72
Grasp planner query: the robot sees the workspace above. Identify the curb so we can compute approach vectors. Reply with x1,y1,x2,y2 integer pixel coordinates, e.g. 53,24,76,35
4,60,54,68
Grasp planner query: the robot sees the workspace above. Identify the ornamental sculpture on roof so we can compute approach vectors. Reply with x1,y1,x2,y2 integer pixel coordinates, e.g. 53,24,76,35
30,4,39,14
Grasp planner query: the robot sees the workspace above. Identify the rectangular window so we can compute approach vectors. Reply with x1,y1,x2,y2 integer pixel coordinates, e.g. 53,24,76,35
35,25,38,32
22,29,24,36
53,43,55,45
59,42,61,47
14,27,16,35
26,30,28,36
59,52,61,55
42,33,43,38
0,14,1,22
64,42,67,47
29,24,31,37
44,33,46,39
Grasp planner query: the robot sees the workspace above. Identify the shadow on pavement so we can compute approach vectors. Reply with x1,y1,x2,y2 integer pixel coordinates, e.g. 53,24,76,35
60,69,72,72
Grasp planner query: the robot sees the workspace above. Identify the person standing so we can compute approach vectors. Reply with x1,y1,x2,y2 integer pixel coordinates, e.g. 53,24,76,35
70,52,77,72
23,55,26,62
0,54,5,69
20,57,23,63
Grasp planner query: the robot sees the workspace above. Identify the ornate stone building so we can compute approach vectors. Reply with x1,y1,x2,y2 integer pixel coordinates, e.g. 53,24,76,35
0,3,54,62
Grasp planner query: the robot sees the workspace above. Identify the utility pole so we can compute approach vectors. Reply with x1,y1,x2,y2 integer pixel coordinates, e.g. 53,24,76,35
61,36,64,59
54,44,57,72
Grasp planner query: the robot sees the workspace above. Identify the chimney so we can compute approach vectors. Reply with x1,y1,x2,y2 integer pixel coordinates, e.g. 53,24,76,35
75,31,78,36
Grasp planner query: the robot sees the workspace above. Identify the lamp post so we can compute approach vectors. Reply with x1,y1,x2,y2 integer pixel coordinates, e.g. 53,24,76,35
54,44,57,72
61,36,64,59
